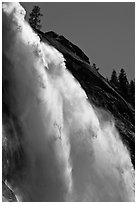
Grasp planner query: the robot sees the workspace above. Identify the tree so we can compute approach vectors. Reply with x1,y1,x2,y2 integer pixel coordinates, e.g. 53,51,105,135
110,69,119,90
29,6,43,30
118,68,129,101
129,79,135,107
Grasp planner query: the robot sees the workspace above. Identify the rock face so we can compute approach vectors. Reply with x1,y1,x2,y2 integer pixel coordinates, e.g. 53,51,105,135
35,29,135,168
44,31,90,64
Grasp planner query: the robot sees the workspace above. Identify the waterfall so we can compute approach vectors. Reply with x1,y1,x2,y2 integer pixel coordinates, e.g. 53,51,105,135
2,2,134,202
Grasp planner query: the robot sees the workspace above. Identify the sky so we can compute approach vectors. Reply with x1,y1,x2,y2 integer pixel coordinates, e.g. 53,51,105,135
21,2,135,80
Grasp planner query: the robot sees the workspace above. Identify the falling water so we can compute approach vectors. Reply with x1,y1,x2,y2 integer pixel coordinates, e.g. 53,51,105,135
2,2,134,202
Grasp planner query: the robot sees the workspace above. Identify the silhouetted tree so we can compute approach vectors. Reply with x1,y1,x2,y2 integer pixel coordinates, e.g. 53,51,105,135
29,6,43,30
129,79,135,107
110,69,119,90
109,68,135,107
118,68,129,101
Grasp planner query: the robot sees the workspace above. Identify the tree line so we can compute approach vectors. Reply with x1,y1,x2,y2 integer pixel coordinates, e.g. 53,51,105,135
91,63,135,108
108,69,135,108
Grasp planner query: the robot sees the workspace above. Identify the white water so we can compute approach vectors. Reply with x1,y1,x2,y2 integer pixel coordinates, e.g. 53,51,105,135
2,2,134,202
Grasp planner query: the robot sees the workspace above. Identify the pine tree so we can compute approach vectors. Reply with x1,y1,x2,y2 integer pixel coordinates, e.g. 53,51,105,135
110,69,119,90
29,6,43,30
129,79,135,107
118,68,129,101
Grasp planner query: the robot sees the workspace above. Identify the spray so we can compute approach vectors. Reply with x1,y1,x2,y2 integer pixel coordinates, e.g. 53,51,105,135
2,2,134,201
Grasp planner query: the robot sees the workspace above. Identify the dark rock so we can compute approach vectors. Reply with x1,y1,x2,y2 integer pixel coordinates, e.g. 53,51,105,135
34,29,90,64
